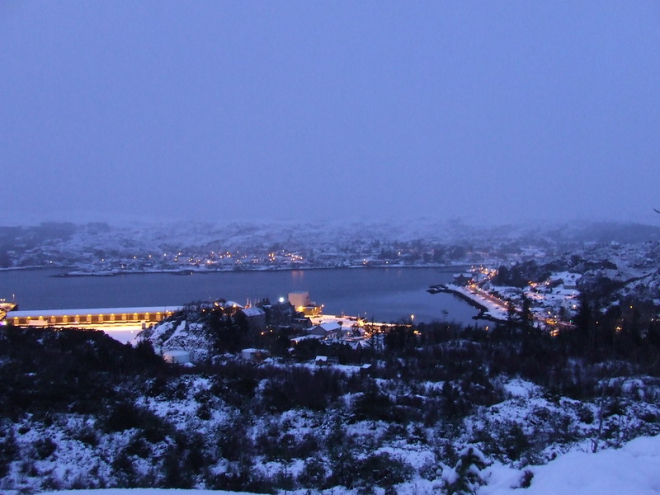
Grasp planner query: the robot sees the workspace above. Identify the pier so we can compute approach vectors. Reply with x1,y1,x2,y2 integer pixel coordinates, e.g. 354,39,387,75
2,306,181,328
428,283,507,322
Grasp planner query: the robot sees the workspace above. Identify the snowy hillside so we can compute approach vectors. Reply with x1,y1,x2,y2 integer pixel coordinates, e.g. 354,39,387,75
3,311,660,495
34,433,660,494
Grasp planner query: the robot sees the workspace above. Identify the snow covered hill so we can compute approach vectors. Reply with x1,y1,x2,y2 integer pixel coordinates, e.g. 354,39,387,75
35,433,660,494
3,319,660,495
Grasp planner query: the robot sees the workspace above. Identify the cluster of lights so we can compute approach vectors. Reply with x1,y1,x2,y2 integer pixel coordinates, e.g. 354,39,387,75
94,247,314,270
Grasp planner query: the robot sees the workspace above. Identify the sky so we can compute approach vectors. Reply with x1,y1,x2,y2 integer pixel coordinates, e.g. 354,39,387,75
1,1,659,227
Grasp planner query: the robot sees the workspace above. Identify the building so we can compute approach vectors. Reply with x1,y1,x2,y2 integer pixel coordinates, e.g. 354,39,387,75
562,273,581,290
453,273,474,286
288,291,311,308
309,321,342,339
239,307,267,333
4,306,180,328
241,348,270,363
288,291,322,317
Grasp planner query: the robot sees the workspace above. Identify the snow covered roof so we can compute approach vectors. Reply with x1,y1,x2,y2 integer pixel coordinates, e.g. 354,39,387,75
223,301,243,309
241,348,268,354
241,307,265,317
290,334,322,344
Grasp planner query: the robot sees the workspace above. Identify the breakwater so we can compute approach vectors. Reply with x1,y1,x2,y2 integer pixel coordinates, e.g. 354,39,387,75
428,284,502,323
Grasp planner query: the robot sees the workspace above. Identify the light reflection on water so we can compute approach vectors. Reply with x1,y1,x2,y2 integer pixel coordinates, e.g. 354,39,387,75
0,267,483,326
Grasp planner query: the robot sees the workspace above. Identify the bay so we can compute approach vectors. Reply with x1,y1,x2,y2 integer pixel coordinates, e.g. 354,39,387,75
0,267,481,325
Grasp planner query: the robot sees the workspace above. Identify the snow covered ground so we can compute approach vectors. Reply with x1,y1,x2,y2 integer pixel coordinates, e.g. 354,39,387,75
102,325,143,344
35,434,660,494
39,491,258,495
446,283,510,321
482,434,660,495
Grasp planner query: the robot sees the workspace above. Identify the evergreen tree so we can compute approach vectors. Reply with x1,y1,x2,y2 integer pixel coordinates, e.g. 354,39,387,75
521,294,534,332
443,446,488,495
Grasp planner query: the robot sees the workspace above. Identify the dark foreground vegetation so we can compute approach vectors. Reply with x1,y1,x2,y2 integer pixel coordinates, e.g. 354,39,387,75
1,293,660,494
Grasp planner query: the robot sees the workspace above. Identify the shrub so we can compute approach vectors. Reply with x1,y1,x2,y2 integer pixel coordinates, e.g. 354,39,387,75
102,400,170,443
125,435,151,459
297,456,327,488
34,437,57,460
73,424,99,447
351,389,394,422
355,452,413,488
0,430,17,478
443,446,488,495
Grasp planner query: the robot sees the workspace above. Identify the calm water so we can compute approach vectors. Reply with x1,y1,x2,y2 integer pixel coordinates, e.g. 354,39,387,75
0,267,480,325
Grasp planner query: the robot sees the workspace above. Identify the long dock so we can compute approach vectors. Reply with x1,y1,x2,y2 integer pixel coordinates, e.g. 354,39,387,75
428,283,507,322
3,306,181,328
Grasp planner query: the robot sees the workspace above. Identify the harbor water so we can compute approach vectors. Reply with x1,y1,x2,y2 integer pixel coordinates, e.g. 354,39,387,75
0,267,482,326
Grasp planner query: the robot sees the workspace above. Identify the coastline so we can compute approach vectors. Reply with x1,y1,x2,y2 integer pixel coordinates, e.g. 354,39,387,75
44,263,472,278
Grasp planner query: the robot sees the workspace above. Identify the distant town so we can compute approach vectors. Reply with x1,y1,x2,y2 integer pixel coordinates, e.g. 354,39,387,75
1,219,659,277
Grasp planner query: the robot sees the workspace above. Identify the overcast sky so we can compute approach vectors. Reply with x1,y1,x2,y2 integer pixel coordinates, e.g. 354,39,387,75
1,1,659,226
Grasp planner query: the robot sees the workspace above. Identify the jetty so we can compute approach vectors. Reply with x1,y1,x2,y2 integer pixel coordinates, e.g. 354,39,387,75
427,283,507,322
2,306,181,328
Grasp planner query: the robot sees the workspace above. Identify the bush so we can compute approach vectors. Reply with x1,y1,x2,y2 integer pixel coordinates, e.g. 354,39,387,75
209,470,276,494
34,437,57,460
73,424,99,447
216,416,254,463
0,430,17,477
102,400,170,443
351,389,394,422
297,456,327,488
355,452,413,488
125,434,151,459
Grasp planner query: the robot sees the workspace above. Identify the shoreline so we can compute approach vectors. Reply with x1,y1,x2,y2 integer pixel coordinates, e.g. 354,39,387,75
1,265,485,326
29,263,473,278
